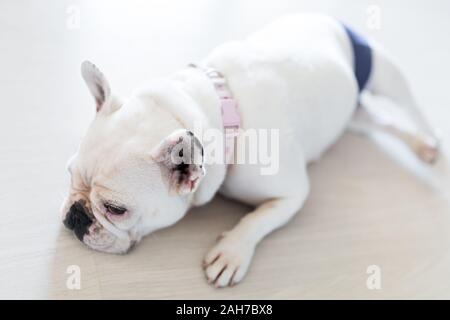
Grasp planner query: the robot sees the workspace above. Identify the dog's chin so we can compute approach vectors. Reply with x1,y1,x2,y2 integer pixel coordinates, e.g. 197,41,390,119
82,221,136,254
84,240,134,255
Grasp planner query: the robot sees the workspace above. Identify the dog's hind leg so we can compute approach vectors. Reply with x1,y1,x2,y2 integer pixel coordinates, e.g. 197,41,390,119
366,42,438,137
357,42,441,163
350,103,440,164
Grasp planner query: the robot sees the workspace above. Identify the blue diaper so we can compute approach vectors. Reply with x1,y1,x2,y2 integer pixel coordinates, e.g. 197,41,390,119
341,23,373,93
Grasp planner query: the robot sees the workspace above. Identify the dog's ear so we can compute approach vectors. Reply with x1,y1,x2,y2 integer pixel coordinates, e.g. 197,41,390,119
151,129,206,195
81,60,112,112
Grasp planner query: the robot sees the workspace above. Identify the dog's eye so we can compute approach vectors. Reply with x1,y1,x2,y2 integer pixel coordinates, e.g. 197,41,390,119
104,203,127,215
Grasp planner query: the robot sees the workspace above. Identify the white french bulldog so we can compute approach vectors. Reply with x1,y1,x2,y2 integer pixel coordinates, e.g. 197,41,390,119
61,13,439,287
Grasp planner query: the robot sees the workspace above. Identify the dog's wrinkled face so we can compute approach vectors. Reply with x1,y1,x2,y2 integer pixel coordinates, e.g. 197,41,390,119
61,61,205,254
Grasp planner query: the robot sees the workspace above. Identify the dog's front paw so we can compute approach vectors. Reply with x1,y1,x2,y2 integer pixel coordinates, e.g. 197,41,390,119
203,233,255,288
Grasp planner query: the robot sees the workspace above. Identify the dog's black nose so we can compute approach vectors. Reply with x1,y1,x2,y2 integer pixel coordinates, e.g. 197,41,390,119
63,201,93,241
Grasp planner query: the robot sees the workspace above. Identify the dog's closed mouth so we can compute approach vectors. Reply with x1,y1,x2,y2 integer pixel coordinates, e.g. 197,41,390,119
190,177,199,190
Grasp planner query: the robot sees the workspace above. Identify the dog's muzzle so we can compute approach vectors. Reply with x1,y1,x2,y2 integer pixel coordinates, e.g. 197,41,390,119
63,201,93,241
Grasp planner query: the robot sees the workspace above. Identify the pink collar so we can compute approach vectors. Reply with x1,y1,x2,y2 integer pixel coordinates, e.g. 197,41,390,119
189,64,240,162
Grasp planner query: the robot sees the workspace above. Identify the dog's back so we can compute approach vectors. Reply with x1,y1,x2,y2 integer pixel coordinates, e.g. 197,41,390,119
204,13,359,161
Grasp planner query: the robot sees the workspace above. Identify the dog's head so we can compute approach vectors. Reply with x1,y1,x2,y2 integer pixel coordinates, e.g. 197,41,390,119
61,61,205,254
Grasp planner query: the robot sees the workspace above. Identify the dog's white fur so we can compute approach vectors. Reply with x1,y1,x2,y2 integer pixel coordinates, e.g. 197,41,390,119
62,13,439,287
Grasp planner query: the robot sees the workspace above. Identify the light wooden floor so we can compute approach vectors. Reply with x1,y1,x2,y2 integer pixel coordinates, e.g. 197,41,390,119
1,0,450,299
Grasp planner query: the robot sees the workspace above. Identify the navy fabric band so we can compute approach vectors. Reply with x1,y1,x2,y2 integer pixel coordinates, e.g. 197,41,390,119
342,23,373,92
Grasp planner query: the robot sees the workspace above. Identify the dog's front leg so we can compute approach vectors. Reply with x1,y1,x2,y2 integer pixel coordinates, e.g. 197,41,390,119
203,183,309,287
